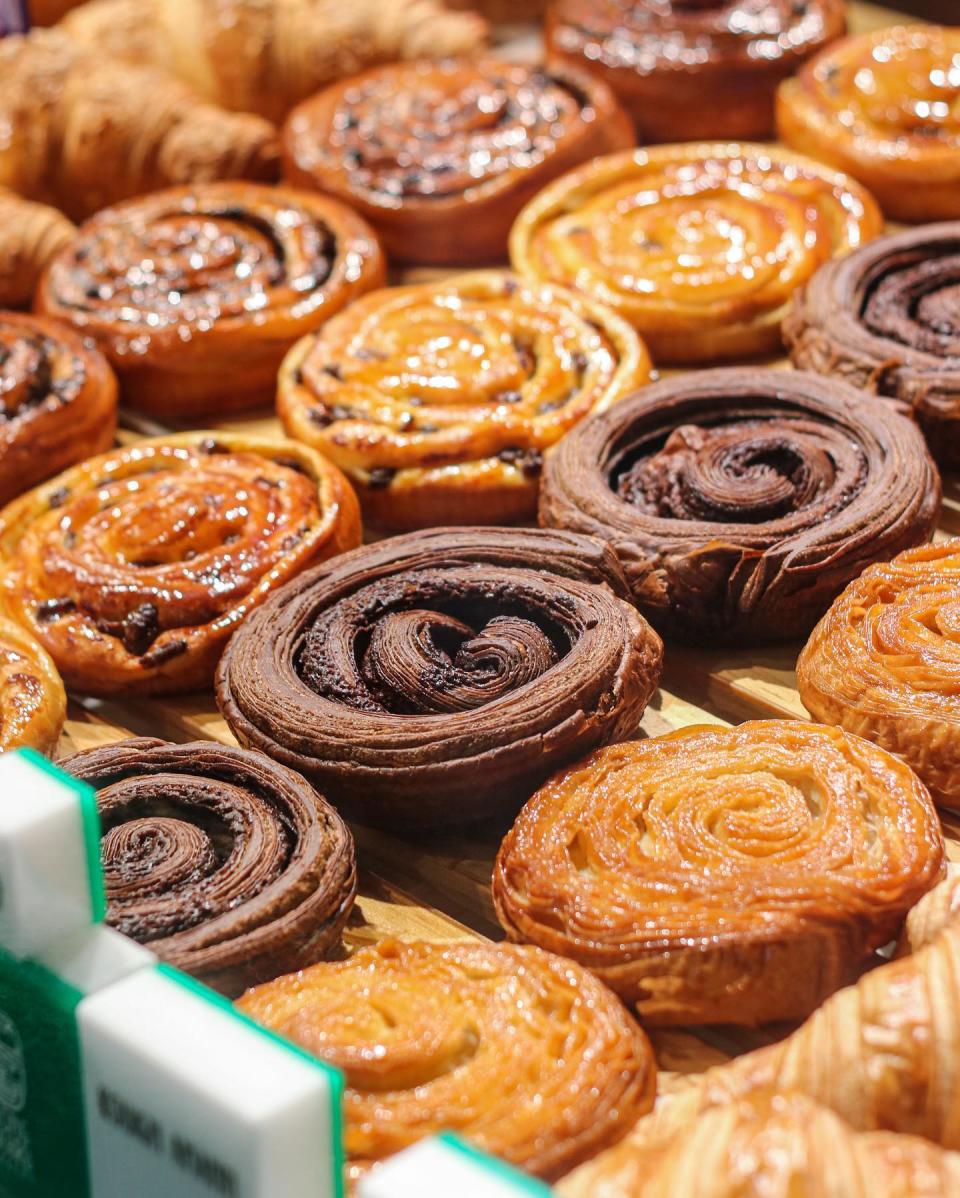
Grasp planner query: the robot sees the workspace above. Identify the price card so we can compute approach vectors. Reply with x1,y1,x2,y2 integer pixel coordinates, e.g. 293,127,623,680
357,1134,553,1198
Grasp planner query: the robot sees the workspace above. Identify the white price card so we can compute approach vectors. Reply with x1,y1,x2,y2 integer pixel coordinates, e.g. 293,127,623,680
358,1134,553,1198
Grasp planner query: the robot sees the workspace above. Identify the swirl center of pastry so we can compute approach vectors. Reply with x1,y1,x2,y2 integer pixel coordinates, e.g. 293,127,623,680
862,251,960,357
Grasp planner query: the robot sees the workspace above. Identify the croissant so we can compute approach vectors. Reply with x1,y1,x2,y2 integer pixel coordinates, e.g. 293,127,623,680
0,30,279,221
59,0,489,124
0,189,75,309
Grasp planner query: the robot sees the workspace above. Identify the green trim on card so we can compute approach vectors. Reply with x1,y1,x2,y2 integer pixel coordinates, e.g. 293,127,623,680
437,1135,552,1195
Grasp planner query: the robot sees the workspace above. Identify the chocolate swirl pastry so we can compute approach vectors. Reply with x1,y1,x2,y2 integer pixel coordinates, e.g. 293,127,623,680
494,720,945,1027
216,527,663,828
35,182,385,419
546,0,846,143
0,313,116,508
539,369,940,642
282,59,633,265
62,738,357,996
0,433,361,697
0,619,65,756
785,223,960,467
278,270,652,530
237,939,656,1183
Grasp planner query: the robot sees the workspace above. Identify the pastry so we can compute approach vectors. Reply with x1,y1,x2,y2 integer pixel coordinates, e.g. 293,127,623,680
0,30,279,222
0,618,65,756
282,60,634,265
546,0,846,143
777,25,960,223
539,368,939,642
62,738,356,996
59,0,488,124
277,270,652,530
494,720,944,1027
237,939,656,1183
798,539,960,812
785,223,960,467
509,143,882,363
447,0,544,18
0,433,361,697
0,312,117,508
36,182,385,419
216,527,663,828
0,190,75,309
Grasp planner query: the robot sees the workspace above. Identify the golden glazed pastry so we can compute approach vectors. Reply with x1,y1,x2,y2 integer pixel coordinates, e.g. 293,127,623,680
778,25,960,223
546,0,847,144
509,144,882,363
237,939,656,1184
0,313,117,508
0,190,75,309
0,618,65,757
798,539,960,812
494,720,945,1027
277,271,652,530
0,433,361,697
35,183,385,419
282,60,634,266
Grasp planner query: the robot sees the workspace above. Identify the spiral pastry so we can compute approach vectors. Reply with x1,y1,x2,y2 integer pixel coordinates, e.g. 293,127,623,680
35,182,385,419
786,223,960,467
0,619,65,757
237,939,655,1182
0,312,117,508
216,527,662,828
282,59,633,266
62,738,357,996
778,25,960,223
0,433,361,697
278,271,651,530
546,0,846,144
509,144,882,363
539,369,939,642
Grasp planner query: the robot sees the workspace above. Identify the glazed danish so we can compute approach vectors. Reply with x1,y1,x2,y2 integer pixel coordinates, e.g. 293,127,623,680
546,0,846,143
778,25,960,223
0,313,117,508
283,59,633,265
798,539,960,811
237,939,656,1183
509,144,881,363
63,738,356,996
494,720,944,1027
216,528,662,828
538,369,939,642
0,619,65,757
277,270,651,530
0,433,361,697
36,183,384,419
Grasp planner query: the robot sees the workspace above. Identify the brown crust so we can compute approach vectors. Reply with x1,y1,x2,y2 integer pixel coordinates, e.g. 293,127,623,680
0,618,65,757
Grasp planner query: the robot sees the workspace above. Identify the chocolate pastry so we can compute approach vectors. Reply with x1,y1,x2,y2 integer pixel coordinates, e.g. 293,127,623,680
0,618,65,756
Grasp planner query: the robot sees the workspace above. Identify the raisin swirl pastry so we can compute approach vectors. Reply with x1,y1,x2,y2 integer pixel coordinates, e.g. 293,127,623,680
785,224,960,467
510,144,881,363
539,369,939,642
778,25,960,224
62,738,357,997
0,619,65,756
216,527,663,828
0,312,117,508
0,433,361,697
283,59,633,266
546,0,846,144
35,183,385,419
277,271,652,530
494,720,945,1027
237,939,656,1183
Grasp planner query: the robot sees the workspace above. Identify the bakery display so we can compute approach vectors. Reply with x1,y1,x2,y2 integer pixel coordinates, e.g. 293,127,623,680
216,527,663,828
0,30,279,222
36,182,385,419
798,539,960,811
539,368,939,642
509,143,882,362
282,59,633,265
0,433,361,697
0,312,117,508
0,618,65,756
62,738,357,996
785,222,960,466
277,270,651,529
546,0,846,143
494,720,944,1027
0,190,75,309
237,938,656,1183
